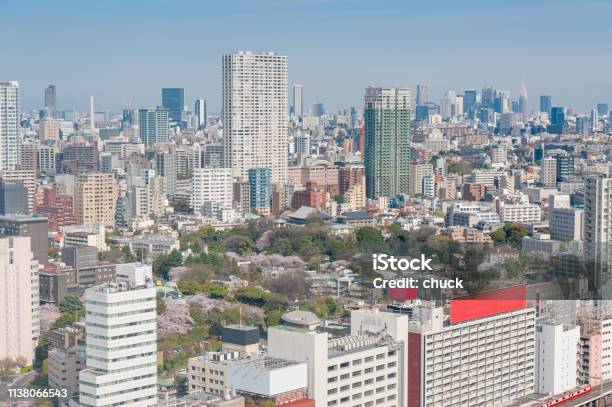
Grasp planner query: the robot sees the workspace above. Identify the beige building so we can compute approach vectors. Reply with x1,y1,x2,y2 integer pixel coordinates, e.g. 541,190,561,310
39,117,60,141
48,346,86,397
410,162,434,196
73,172,117,226
0,236,38,365
188,350,241,396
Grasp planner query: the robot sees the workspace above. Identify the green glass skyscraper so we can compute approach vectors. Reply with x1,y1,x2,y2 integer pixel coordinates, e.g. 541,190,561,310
364,87,411,199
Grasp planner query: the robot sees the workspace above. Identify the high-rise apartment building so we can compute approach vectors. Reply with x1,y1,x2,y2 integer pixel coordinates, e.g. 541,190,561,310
0,236,38,365
585,175,612,290
0,81,20,170
535,321,580,395
195,98,207,129
409,162,434,196
45,84,56,117
549,107,565,134
155,150,177,196
364,87,411,199
408,298,536,407
222,51,288,184
138,107,169,147
73,173,117,226
78,281,157,407
191,167,233,216
248,167,271,215
549,194,584,242
293,83,303,119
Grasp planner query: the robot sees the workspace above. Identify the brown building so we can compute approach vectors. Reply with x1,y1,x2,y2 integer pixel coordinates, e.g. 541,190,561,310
462,182,486,201
61,143,98,173
338,163,365,195
291,183,328,211
35,187,76,231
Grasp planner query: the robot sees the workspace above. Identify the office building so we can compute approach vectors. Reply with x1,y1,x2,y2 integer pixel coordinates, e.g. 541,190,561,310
540,95,552,115
191,167,233,216
195,98,207,129
549,107,565,134
540,157,557,187
73,173,117,226
268,311,404,407
138,107,169,147
0,214,49,265
364,87,411,199
463,89,477,118
61,143,98,173
78,281,157,407
162,87,185,122
584,175,612,289
597,103,608,117
0,81,19,170
223,51,288,184
0,236,38,365
293,83,303,119
248,167,272,215
0,179,27,215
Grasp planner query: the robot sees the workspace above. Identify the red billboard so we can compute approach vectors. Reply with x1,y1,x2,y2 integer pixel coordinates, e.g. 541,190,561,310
449,285,526,324
388,287,418,301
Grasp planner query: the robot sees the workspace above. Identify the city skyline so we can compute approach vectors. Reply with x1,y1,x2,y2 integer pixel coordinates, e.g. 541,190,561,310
1,0,611,113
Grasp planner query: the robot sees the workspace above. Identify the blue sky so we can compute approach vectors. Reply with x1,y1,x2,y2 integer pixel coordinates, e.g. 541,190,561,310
1,0,611,114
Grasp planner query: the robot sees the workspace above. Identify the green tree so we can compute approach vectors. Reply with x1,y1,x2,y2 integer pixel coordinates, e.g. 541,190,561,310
156,294,167,315
122,244,136,262
155,249,183,279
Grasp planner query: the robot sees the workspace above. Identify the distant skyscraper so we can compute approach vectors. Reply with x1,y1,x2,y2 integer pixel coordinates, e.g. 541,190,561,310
519,81,528,116
309,102,325,117
0,81,20,170
540,95,552,115
591,108,600,132
549,107,565,134
364,87,411,199
463,89,477,118
195,98,207,129
138,107,169,147
481,86,496,109
222,51,288,184
416,84,428,106
162,88,184,122
292,83,303,119
597,103,609,117
494,90,510,113
44,84,56,117
89,96,95,130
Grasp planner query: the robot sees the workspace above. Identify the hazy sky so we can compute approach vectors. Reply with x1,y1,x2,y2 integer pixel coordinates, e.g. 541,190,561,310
1,0,611,115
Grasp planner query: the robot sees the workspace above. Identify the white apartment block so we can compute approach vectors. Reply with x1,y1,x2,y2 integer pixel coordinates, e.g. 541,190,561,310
191,167,233,216
409,305,536,407
268,312,404,407
78,282,157,407
540,157,557,187
0,81,19,170
188,351,241,396
584,176,612,287
223,51,289,184
0,236,37,365
500,203,541,223
535,321,580,396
